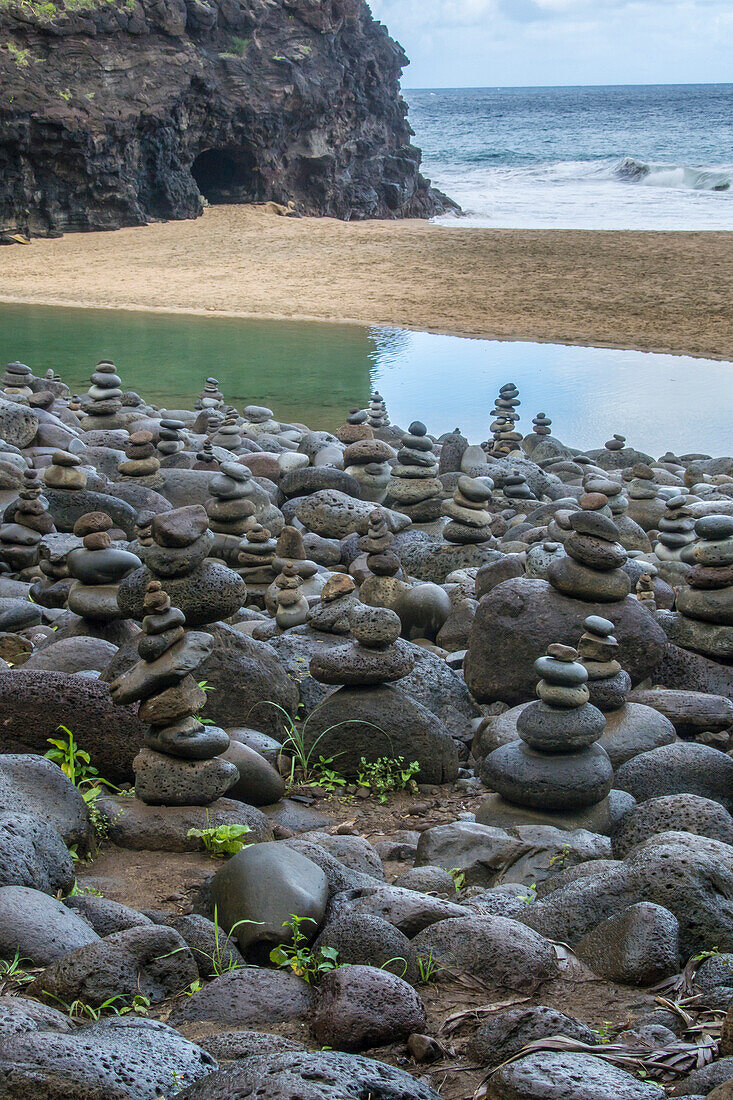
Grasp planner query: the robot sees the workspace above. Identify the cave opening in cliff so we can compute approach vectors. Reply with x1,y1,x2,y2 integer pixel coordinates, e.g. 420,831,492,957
191,147,261,204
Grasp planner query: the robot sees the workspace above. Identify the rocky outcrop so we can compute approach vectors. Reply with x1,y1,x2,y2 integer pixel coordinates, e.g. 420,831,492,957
0,0,454,236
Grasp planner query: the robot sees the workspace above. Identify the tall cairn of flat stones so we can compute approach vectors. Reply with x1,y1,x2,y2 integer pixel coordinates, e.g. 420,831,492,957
110,580,237,806
489,382,521,455
658,515,733,661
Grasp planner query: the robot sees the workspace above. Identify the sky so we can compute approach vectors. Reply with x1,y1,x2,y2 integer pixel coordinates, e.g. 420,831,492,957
368,0,733,88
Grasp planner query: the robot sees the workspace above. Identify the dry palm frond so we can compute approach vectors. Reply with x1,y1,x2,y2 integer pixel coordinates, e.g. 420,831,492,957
438,996,531,1036
472,1031,720,1099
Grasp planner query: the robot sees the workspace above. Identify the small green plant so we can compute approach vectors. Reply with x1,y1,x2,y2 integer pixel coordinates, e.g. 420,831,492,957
548,844,572,869
183,979,204,996
45,726,98,786
0,950,35,991
691,946,721,964
162,906,255,977
65,880,103,898
448,867,466,890
44,992,151,1019
228,35,250,55
518,883,537,904
415,950,442,984
593,1020,616,1044
312,756,347,792
269,915,340,984
253,701,362,788
59,88,71,101
186,822,252,858
356,757,420,803
5,42,30,65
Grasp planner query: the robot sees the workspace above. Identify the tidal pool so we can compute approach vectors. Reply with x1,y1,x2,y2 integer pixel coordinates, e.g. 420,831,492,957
0,303,730,456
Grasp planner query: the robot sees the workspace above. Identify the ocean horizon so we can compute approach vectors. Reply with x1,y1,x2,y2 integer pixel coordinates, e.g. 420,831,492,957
405,83,733,230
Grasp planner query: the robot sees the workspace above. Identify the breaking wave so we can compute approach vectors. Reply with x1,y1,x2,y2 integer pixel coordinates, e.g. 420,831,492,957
614,156,732,191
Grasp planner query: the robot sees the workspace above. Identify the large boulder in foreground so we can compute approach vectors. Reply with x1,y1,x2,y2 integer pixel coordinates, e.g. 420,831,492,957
0,754,92,851
465,577,667,705
0,670,145,786
486,1050,664,1100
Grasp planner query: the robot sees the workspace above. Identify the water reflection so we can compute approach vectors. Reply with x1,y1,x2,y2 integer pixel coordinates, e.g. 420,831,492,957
0,303,730,456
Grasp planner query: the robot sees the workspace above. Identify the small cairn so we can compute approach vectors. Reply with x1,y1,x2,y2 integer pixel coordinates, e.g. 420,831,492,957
82,360,123,424
2,361,34,397
367,392,389,430
532,412,552,438
387,421,442,521
118,431,161,480
130,510,156,556
586,472,650,553
307,574,361,634
337,407,373,444
210,409,243,453
635,572,657,612
68,395,84,421
196,377,224,410
241,405,278,437
343,438,394,503
272,561,310,629
110,581,236,805
66,512,141,632
237,524,277,594
654,494,697,563
359,509,401,577
605,433,626,452
0,469,55,573
442,475,494,544
205,462,256,568
482,642,612,812
31,534,76,608
193,441,220,471
271,526,323,586
157,419,187,461
501,470,535,503
309,604,414,686
489,383,521,455
659,515,733,660
43,450,87,491
547,493,631,602
625,463,665,532
578,615,675,766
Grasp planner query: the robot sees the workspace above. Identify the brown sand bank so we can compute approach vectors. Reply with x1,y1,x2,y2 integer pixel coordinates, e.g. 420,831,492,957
1,206,732,359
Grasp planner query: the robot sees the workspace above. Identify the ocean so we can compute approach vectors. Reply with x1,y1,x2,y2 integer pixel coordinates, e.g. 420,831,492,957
405,84,733,230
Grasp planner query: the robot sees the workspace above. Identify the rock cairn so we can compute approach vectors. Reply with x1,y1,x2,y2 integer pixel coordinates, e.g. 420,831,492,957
118,431,161,480
343,439,394,503
30,534,76,608
197,377,224,410
0,469,55,573
442,475,494,544
309,604,414,686
636,572,657,612
387,422,442,521
43,450,87,490
210,410,243,453
66,512,141,637
367,392,389,430
242,405,278,437
357,510,409,609
273,561,309,629
502,470,535,503
548,494,631,602
205,462,256,567
489,383,521,455
336,408,373,444
307,574,361,634
654,495,697,563
157,419,187,462
110,581,236,805
605,434,626,452
625,464,664,531
482,643,612,812
532,413,552,438
83,360,122,423
659,515,733,660
193,440,220,471
2,361,33,397
587,472,649,552
237,524,277,594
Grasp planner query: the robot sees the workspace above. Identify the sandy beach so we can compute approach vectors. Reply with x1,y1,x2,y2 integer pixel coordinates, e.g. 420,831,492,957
1,205,732,360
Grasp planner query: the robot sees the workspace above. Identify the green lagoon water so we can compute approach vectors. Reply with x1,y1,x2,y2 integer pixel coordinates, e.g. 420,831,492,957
1,302,731,457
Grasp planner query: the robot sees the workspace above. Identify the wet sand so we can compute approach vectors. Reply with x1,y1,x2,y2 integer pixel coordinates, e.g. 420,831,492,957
1,205,732,359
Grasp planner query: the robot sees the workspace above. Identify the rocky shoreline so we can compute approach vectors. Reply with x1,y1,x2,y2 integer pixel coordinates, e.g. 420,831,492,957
0,360,732,1099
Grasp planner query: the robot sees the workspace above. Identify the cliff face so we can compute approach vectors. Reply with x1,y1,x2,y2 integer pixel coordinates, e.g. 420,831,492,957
0,0,454,235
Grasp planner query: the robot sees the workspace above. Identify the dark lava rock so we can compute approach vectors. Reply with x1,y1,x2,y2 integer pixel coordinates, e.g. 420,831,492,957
0,1017,216,1100
486,1050,664,1099
465,577,666,704
63,896,153,937
220,740,286,806
168,968,313,1029
21,636,119,674
652,641,733,701
0,886,99,966
0,995,74,1039
158,913,245,980
411,914,558,989
95,793,272,852
28,925,197,1006
0,1065,133,1100
0,672,145,787
173,1049,442,1099
311,964,426,1051
280,468,362,499
196,1030,305,1061
313,913,418,982
614,742,733,811
468,1005,597,1069
0,754,91,853
0,812,74,895
575,901,680,985
0,0,452,238
612,794,733,857
670,1057,733,1095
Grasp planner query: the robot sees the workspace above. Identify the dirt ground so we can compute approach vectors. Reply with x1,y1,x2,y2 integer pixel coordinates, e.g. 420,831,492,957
2,205,732,360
